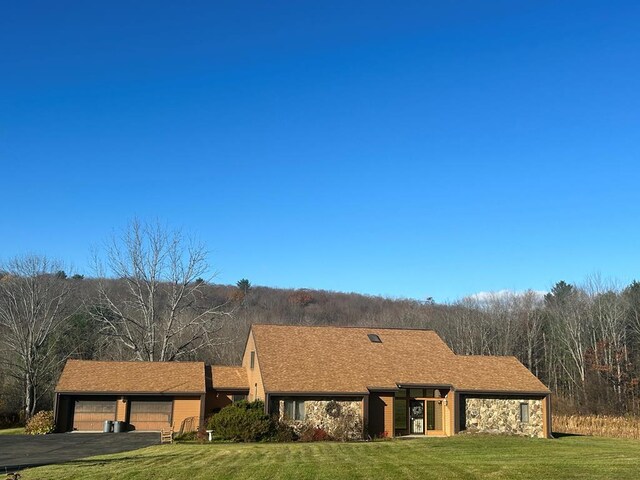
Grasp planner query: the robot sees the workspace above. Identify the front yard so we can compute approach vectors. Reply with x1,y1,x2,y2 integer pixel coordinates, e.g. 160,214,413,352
21,433,640,480
0,427,24,435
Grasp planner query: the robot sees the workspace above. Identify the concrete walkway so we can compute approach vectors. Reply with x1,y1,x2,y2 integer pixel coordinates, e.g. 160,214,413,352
0,432,159,473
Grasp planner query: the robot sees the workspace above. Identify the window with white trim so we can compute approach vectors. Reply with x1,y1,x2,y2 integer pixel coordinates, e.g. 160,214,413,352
520,403,529,423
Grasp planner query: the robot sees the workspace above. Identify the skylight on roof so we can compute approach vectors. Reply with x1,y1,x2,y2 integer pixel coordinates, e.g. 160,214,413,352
368,333,382,343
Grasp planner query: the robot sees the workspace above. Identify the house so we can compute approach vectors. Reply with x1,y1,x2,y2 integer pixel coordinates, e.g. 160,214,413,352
54,324,551,438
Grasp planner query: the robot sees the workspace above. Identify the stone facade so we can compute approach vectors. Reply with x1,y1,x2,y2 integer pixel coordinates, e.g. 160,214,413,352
277,398,363,440
463,397,544,437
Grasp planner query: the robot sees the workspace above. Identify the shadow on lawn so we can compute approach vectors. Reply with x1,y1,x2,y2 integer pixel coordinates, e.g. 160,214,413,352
5,453,183,474
552,432,584,438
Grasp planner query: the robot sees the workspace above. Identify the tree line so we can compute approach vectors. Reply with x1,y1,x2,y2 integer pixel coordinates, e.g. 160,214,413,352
1,220,639,424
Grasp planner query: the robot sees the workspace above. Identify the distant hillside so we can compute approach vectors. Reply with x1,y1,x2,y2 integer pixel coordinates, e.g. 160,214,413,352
201,284,452,365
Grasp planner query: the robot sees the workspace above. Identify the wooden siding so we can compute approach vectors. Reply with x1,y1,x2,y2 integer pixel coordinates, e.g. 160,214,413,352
172,396,201,432
368,392,394,438
383,394,394,438
243,332,265,401
116,398,127,422
446,390,455,435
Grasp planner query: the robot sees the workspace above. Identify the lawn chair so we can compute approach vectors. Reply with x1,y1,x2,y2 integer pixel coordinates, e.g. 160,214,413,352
160,427,174,444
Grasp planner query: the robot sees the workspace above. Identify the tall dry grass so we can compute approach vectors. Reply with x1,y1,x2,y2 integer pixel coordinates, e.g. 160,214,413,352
553,414,640,440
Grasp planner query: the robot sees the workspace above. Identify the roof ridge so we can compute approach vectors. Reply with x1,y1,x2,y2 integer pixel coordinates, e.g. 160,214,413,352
251,323,435,332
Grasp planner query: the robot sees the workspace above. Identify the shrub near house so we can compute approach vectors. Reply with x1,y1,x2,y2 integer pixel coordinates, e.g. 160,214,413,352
206,400,298,442
25,410,55,435
207,401,272,442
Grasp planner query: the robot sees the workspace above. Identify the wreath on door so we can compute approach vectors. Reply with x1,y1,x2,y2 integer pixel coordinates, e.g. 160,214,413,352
411,403,423,417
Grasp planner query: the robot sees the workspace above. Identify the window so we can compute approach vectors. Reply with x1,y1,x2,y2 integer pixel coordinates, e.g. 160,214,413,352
394,398,407,428
520,403,529,423
367,333,382,343
284,399,305,421
232,394,247,403
250,351,255,369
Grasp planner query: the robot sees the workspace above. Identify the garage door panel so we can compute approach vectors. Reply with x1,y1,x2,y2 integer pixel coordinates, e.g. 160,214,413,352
129,400,172,431
73,399,116,431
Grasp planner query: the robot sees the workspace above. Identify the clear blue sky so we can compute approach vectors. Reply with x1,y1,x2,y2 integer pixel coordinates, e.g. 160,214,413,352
2,1,639,301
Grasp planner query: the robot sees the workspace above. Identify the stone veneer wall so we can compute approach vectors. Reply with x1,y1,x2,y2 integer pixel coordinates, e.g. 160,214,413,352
463,397,543,437
277,398,363,440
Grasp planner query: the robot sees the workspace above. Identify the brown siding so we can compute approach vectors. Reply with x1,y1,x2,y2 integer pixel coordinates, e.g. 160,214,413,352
172,396,201,432
116,398,127,422
368,392,394,438
446,390,455,436
383,394,394,438
243,331,265,401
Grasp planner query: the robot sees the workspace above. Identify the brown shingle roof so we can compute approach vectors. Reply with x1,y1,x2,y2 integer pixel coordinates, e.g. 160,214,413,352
56,360,206,394
453,356,549,392
210,366,249,390
251,324,549,394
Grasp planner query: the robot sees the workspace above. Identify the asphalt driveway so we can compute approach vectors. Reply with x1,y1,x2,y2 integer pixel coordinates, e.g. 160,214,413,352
0,432,159,472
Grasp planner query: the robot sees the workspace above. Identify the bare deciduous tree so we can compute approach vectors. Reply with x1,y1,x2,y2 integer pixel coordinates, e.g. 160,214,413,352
0,255,71,420
91,220,232,361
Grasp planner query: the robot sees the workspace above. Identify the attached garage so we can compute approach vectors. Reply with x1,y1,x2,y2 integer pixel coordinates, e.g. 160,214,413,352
54,360,207,433
128,398,172,431
73,398,116,431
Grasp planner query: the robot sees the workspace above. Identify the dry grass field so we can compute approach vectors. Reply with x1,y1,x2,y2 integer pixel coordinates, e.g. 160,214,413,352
553,414,640,439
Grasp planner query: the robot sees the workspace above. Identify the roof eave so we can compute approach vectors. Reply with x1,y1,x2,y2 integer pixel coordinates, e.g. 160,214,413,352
455,389,551,396
396,383,454,389
266,390,368,396
208,387,250,392
55,390,205,395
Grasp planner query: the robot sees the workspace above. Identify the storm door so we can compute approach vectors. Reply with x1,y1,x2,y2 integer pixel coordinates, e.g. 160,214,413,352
409,399,425,434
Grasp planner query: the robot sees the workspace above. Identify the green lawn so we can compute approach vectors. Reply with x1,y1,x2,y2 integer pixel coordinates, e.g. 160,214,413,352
0,427,24,435
22,434,640,480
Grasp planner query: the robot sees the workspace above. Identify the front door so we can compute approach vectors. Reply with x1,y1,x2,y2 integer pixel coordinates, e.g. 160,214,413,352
409,400,424,434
